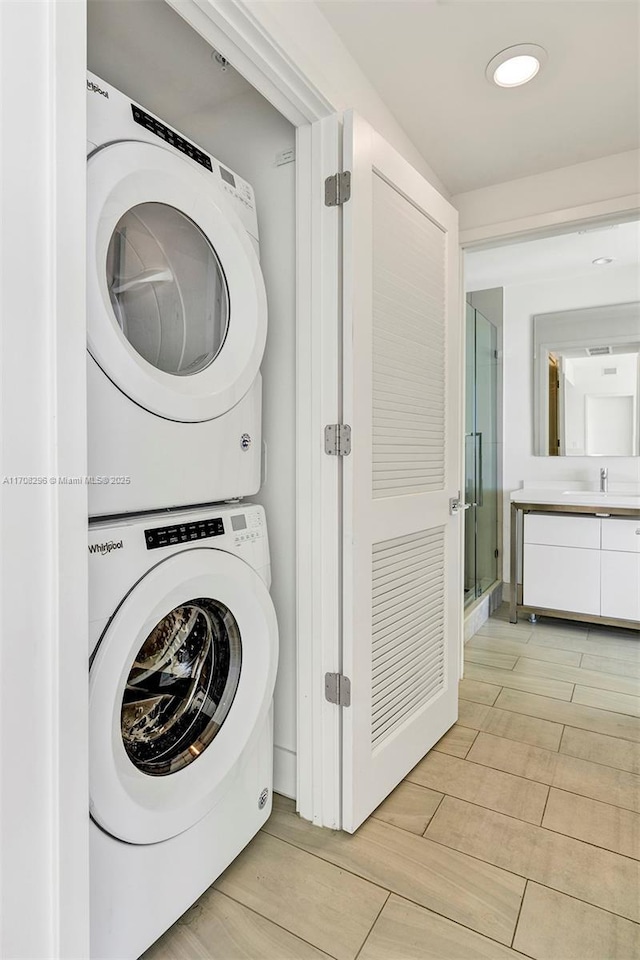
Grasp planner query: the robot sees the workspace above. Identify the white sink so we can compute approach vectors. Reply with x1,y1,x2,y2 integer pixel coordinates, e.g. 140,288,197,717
561,490,640,507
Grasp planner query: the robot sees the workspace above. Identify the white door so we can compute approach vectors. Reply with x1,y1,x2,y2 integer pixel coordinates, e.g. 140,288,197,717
87,142,267,422
341,112,461,832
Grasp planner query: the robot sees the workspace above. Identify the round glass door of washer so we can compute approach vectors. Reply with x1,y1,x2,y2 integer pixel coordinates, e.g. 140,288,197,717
121,597,241,776
106,203,229,378
88,548,278,845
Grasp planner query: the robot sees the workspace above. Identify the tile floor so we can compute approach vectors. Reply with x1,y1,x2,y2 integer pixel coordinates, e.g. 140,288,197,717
145,606,640,960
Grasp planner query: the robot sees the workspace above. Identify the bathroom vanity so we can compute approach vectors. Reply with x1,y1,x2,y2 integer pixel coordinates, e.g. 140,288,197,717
510,488,640,629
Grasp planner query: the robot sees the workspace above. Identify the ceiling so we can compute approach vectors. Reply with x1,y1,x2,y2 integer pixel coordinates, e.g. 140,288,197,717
465,219,640,290
317,0,640,194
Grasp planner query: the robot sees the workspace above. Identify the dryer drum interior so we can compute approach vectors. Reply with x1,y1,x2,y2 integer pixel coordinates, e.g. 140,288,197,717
121,597,242,777
106,202,230,377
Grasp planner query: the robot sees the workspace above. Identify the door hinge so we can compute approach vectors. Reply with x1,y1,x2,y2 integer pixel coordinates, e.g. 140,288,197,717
494,548,499,558
325,171,351,206
325,672,351,707
324,423,352,456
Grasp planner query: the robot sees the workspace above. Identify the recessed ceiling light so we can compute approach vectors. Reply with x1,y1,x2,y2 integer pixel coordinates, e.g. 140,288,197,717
592,257,614,265
486,44,547,88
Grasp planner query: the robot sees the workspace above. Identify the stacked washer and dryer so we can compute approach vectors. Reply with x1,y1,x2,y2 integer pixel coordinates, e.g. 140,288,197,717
86,73,279,959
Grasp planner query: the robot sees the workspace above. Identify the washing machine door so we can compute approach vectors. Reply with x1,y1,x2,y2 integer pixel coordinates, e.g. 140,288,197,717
87,141,267,422
89,548,278,844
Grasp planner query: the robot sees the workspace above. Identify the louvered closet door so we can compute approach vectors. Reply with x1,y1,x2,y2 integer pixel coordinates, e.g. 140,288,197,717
342,111,461,832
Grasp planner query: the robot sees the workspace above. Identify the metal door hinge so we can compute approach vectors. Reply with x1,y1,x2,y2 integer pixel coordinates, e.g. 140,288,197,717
324,424,352,456
494,548,499,559
325,171,351,206
325,673,351,707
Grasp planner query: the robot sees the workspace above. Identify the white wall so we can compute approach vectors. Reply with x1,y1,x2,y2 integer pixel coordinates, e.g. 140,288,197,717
499,265,640,582
243,0,448,195
455,149,640,237
182,90,298,798
0,2,89,957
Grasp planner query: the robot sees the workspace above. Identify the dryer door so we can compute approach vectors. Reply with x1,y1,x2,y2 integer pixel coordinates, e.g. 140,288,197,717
89,549,278,844
87,141,267,422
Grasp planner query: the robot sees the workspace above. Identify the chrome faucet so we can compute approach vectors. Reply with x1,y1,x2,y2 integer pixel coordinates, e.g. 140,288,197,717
600,467,609,494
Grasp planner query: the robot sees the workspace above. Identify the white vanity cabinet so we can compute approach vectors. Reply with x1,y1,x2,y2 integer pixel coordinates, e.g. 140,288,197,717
523,514,601,615
601,519,640,621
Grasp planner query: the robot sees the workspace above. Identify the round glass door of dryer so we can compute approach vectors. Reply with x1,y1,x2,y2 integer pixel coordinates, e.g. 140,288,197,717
106,204,229,377
89,548,278,845
121,597,241,776
87,141,267,422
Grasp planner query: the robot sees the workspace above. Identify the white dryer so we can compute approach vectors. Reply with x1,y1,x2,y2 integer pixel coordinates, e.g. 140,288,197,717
87,73,267,516
89,503,278,959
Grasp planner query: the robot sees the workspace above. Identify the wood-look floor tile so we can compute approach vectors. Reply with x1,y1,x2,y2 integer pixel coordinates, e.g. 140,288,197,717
407,750,548,824
358,894,524,960
543,789,640,859
560,726,640,775
465,662,574,701
214,831,387,960
426,796,640,922
467,732,640,813
458,699,563,751
582,653,640,679
588,624,640,641
526,632,640,662
513,883,640,960
573,684,640,718
264,796,525,945
143,889,333,960
528,619,589,639
514,657,640,697
464,648,518,669
459,677,502,706
468,634,582,666
494,688,640,742
432,724,478,759
476,623,532,643
371,780,443,836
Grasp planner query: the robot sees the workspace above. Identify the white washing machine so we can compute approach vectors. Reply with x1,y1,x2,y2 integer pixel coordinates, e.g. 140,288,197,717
87,72,267,516
89,503,278,959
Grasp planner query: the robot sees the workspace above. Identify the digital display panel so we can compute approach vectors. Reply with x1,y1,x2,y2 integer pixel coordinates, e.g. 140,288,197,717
231,515,247,531
220,166,236,187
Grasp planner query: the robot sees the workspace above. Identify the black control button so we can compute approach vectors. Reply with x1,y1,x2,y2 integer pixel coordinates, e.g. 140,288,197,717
131,105,213,172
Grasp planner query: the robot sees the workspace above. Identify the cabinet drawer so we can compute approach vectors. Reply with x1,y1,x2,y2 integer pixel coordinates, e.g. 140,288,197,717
602,518,640,554
523,544,601,616
524,513,600,550
601,551,640,622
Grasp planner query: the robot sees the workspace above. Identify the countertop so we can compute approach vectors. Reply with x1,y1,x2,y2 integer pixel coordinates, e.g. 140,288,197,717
510,487,640,510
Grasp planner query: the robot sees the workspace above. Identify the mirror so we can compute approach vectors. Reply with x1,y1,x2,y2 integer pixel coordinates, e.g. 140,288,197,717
534,301,640,456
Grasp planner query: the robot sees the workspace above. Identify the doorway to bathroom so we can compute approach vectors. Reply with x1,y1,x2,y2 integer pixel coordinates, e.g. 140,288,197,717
464,302,500,606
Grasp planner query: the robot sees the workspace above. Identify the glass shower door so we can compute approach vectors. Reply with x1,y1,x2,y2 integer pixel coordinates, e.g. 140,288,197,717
465,304,499,606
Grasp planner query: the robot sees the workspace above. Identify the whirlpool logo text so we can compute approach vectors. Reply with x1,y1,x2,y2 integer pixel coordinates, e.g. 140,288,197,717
87,80,109,98
88,540,123,556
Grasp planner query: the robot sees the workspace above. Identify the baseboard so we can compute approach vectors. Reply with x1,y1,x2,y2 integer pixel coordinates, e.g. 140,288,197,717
274,745,296,800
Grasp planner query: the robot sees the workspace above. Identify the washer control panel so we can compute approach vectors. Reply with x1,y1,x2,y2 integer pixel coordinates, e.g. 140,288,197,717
131,105,213,171
145,516,224,550
231,510,264,547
